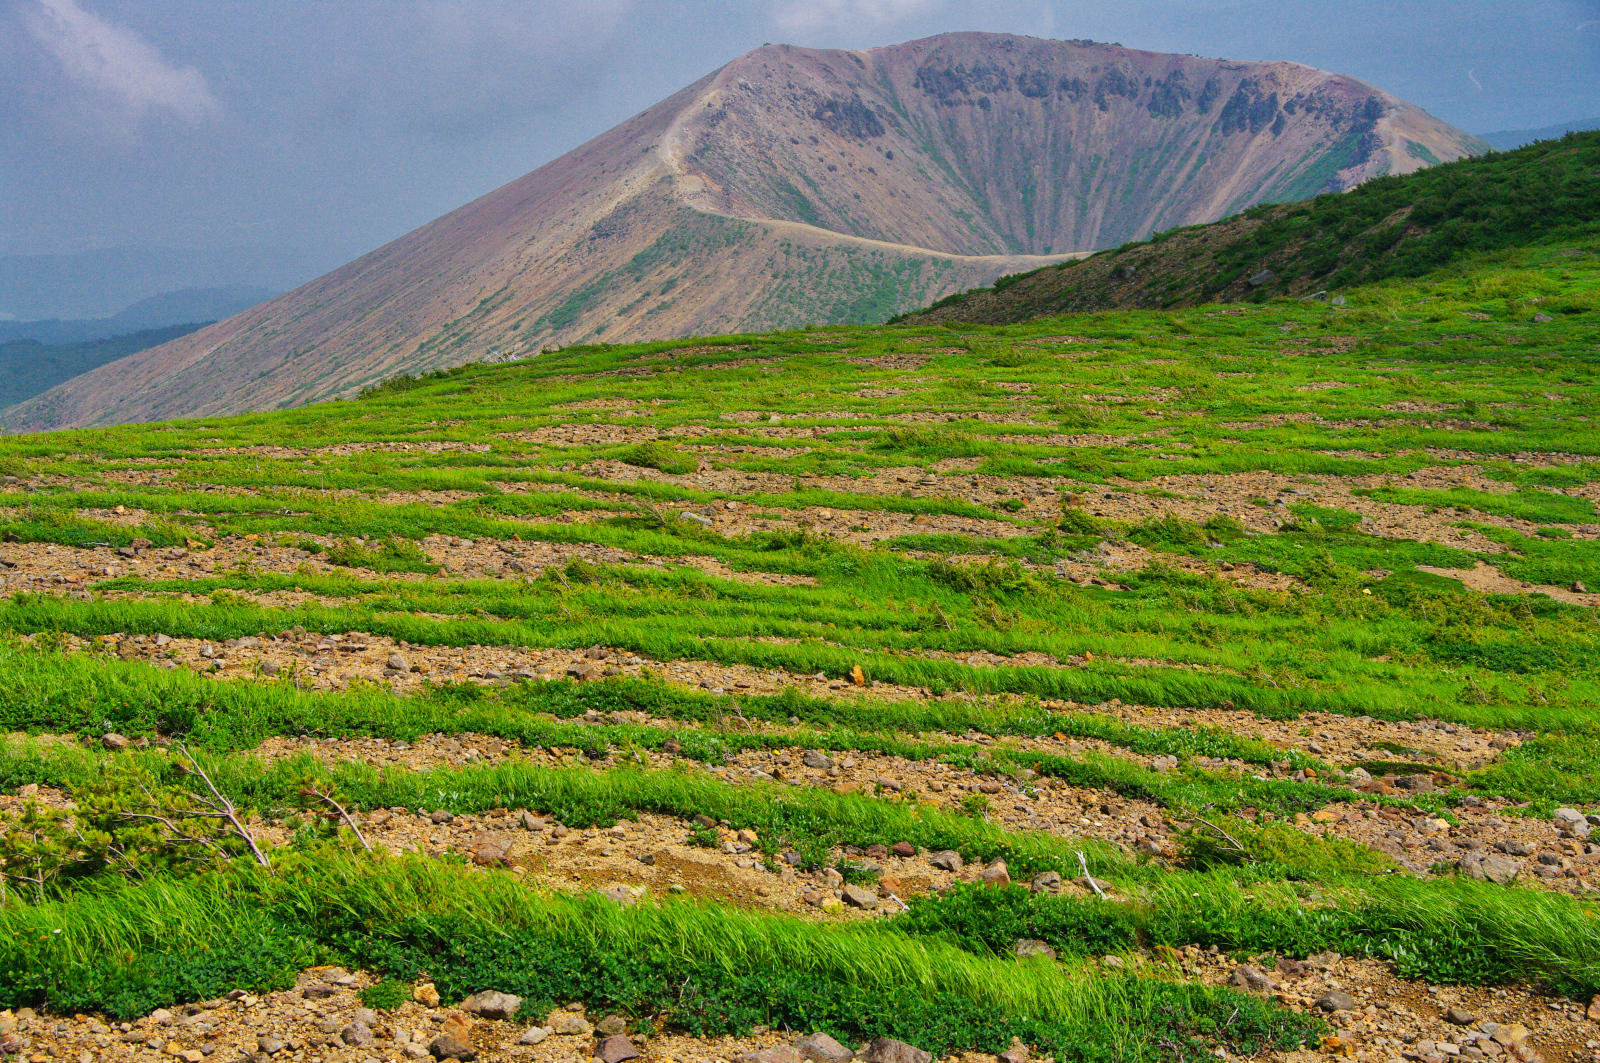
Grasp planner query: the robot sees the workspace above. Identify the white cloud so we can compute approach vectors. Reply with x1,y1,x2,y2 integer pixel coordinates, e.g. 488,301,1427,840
25,0,221,125
771,0,944,36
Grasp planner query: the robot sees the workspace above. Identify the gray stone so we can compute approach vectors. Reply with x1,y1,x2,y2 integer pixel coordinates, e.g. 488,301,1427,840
460,990,521,1021
341,1023,374,1046
1228,966,1277,993
1030,870,1062,894
795,1032,853,1063
929,850,963,872
1461,852,1522,884
518,1027,551,1045
387,653,409,671
1316,991,1357,1013
595,1015,628,1036
863,1038,933,1063
1014,938,1056,960
257,1038,285,1054
1533,312,1554,323
596,1035,641,1063
102,733,130,751
1445,1008,1477,1025
840,884,878,909
1248,269,1275,287
801,750,834,770
1554,808,1592,837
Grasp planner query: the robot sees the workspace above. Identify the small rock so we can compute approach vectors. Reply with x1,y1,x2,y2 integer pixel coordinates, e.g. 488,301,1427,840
1533,312,1554,323
429,809,455,824
595,1015,628,1036
428,1033,475,1061
980,858,1010,886
929,850,963,872
862,1037,932,1063
1586,994,1600,1022
1248,269,1275,287
1228,966,1277,994
1446,1008,1478,1026
1554,808,1592,837
413,982,441,1008
102,733,130,751
596,1035,641,1063
1460,852,1522,884
341,1023,374,1046
549,1013,592,1036
795,1032,853,1063
1316,991,1357,1013
257,1037,285,1055
1030,870,1062,893
387,653,409,671
518,1027,551,1046
1014,938,1056,960
841,884,878,909
460,990,522,1021
801,750,834,770
890,841,915,858
738,1048,801,1063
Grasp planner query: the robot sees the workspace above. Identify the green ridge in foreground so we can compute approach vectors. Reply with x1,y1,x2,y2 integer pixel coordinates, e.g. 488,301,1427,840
0,215,1598,1056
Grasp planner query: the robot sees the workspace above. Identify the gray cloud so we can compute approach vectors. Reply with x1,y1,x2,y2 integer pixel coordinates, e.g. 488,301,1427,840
24,0,220,129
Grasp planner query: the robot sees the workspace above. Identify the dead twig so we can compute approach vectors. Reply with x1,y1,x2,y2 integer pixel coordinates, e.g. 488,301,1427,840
302,785,372,852
175,743,271,868
1195,816,1249,857
1075,850,1107,899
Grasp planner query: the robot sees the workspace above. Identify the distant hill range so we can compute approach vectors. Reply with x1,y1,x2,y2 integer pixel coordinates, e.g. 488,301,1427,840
0,324,214,414
1478,117,1600,152
899,130,1600,326
5,31,1482,433
0,286,277,346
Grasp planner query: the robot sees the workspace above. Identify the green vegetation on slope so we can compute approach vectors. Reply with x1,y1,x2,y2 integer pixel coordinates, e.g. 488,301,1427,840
1,227,1598,1054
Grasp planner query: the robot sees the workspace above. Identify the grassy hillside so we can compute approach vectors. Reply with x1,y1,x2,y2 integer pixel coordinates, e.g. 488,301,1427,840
903,130,1600,326
0,239,1598,1058
0,323,208,412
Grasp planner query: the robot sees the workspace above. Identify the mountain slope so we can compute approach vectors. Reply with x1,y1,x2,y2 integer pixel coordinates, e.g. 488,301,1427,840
6,32,1481,433
902,130,1600,326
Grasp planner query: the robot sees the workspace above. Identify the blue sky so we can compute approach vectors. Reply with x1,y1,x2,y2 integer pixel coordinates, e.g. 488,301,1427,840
2,0,1596,314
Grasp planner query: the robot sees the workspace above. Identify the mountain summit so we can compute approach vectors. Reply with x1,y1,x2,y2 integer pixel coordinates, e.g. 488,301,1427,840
6,32,1481,431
